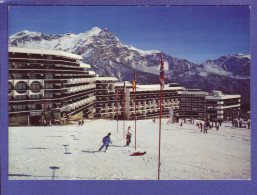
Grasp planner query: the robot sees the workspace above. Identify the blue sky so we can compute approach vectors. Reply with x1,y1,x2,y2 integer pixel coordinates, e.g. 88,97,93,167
8,6,250,63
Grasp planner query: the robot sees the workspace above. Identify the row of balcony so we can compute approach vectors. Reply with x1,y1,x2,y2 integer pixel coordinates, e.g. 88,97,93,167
8,74,94,80
64,84,96,93
60,96,96,112
9,58,79,67
67,78,95,85
9,104,58,113
9,53,78,62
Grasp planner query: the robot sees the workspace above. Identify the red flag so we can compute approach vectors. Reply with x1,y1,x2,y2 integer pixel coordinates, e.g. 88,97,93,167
133,69,136,92
160,54,165,89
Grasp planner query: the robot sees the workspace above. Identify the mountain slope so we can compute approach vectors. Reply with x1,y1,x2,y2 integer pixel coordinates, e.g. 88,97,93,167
8,27,250,104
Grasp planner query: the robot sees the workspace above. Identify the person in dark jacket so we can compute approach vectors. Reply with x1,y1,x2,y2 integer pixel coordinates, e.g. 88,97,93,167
126,131,132,146
99,133,112,152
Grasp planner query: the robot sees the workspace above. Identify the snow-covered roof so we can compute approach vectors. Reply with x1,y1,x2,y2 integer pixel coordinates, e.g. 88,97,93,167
129,84,183,92
95,77,118,81
88,71,96,75
206,94,241,100
114,81,132,87
180,90,209,95
9,47,83,60
79,62,91,69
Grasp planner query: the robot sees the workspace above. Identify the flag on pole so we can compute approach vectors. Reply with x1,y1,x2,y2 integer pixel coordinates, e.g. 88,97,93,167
133,69,136,92
160,54,165,89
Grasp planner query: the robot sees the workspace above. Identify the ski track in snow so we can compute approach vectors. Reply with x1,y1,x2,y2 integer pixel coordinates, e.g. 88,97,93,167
8,119,250,180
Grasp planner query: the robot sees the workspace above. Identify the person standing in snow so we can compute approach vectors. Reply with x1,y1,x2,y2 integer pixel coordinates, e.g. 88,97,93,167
99,133,112,152
126,130,132,146
204,123,208,133
200,122,203,132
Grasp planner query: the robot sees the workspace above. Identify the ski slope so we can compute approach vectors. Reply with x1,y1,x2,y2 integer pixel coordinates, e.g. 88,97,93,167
8,119,250,180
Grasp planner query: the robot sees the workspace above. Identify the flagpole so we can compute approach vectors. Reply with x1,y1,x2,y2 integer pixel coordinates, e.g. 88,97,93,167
123,81,126,139
134,69,137,151
158,54,164,180
116,89,119,133
117,102,119,133
158,85,162,180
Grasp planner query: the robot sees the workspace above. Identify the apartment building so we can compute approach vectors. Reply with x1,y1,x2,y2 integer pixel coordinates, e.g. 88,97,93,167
206,91,241,121
8,47,96,125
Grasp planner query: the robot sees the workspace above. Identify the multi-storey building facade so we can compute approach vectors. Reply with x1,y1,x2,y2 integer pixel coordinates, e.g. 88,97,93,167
179,89,209,120
206,91,241,121
124,84,182,120
94,77,121,119
8,47,96,125
8,47,241,125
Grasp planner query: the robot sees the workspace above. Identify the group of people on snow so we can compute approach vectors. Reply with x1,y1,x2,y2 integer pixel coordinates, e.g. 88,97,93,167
78,119,84,126
196,121,220,133
98,126,132,152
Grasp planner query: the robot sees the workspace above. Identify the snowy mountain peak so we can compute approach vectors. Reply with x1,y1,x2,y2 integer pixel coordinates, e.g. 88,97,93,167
8,28,250,104
84,27,102,36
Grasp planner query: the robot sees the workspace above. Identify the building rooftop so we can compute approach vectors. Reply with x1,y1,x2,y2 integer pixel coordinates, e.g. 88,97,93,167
95,77,118,81
9,47,83,60
130,84,184,92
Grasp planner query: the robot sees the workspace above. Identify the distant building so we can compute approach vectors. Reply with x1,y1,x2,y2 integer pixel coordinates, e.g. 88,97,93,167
94,76,120,119
179,89,208,120
206,91,241,121
8,47,241,125
124,83,182,120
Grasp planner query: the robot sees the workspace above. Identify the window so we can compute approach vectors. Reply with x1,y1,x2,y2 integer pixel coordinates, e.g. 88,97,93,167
47,55,53,60
14,82,27,90
8,82,12,90
45,93,53,98
45,83,53,89
30,83,41,89
29,74,37,79
45,74,53,79
31,95,41,99
14,105,27,110
15,95,27,100
30,104,37,110
14,74,23,79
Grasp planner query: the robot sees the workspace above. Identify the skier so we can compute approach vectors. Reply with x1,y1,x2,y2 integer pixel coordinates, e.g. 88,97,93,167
126,130,132,146
99,133,112,152
81,119,84,126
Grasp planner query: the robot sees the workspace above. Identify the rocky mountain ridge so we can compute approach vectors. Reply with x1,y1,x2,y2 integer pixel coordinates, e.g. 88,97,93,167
8,27,250,104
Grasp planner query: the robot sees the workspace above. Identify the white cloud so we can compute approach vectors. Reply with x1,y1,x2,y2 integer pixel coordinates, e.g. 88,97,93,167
197,64,233,77
197,64,250,79
199,72,208,77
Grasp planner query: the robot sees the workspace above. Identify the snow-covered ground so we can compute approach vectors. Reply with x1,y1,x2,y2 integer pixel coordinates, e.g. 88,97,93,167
9,119,250,180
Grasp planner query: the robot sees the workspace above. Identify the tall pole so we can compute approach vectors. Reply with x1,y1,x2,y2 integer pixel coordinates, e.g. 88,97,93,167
158,53,165,180
158,86,162,180
116,89,119,133
134,70,137,151
117,102,119,133
123,81,126,139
